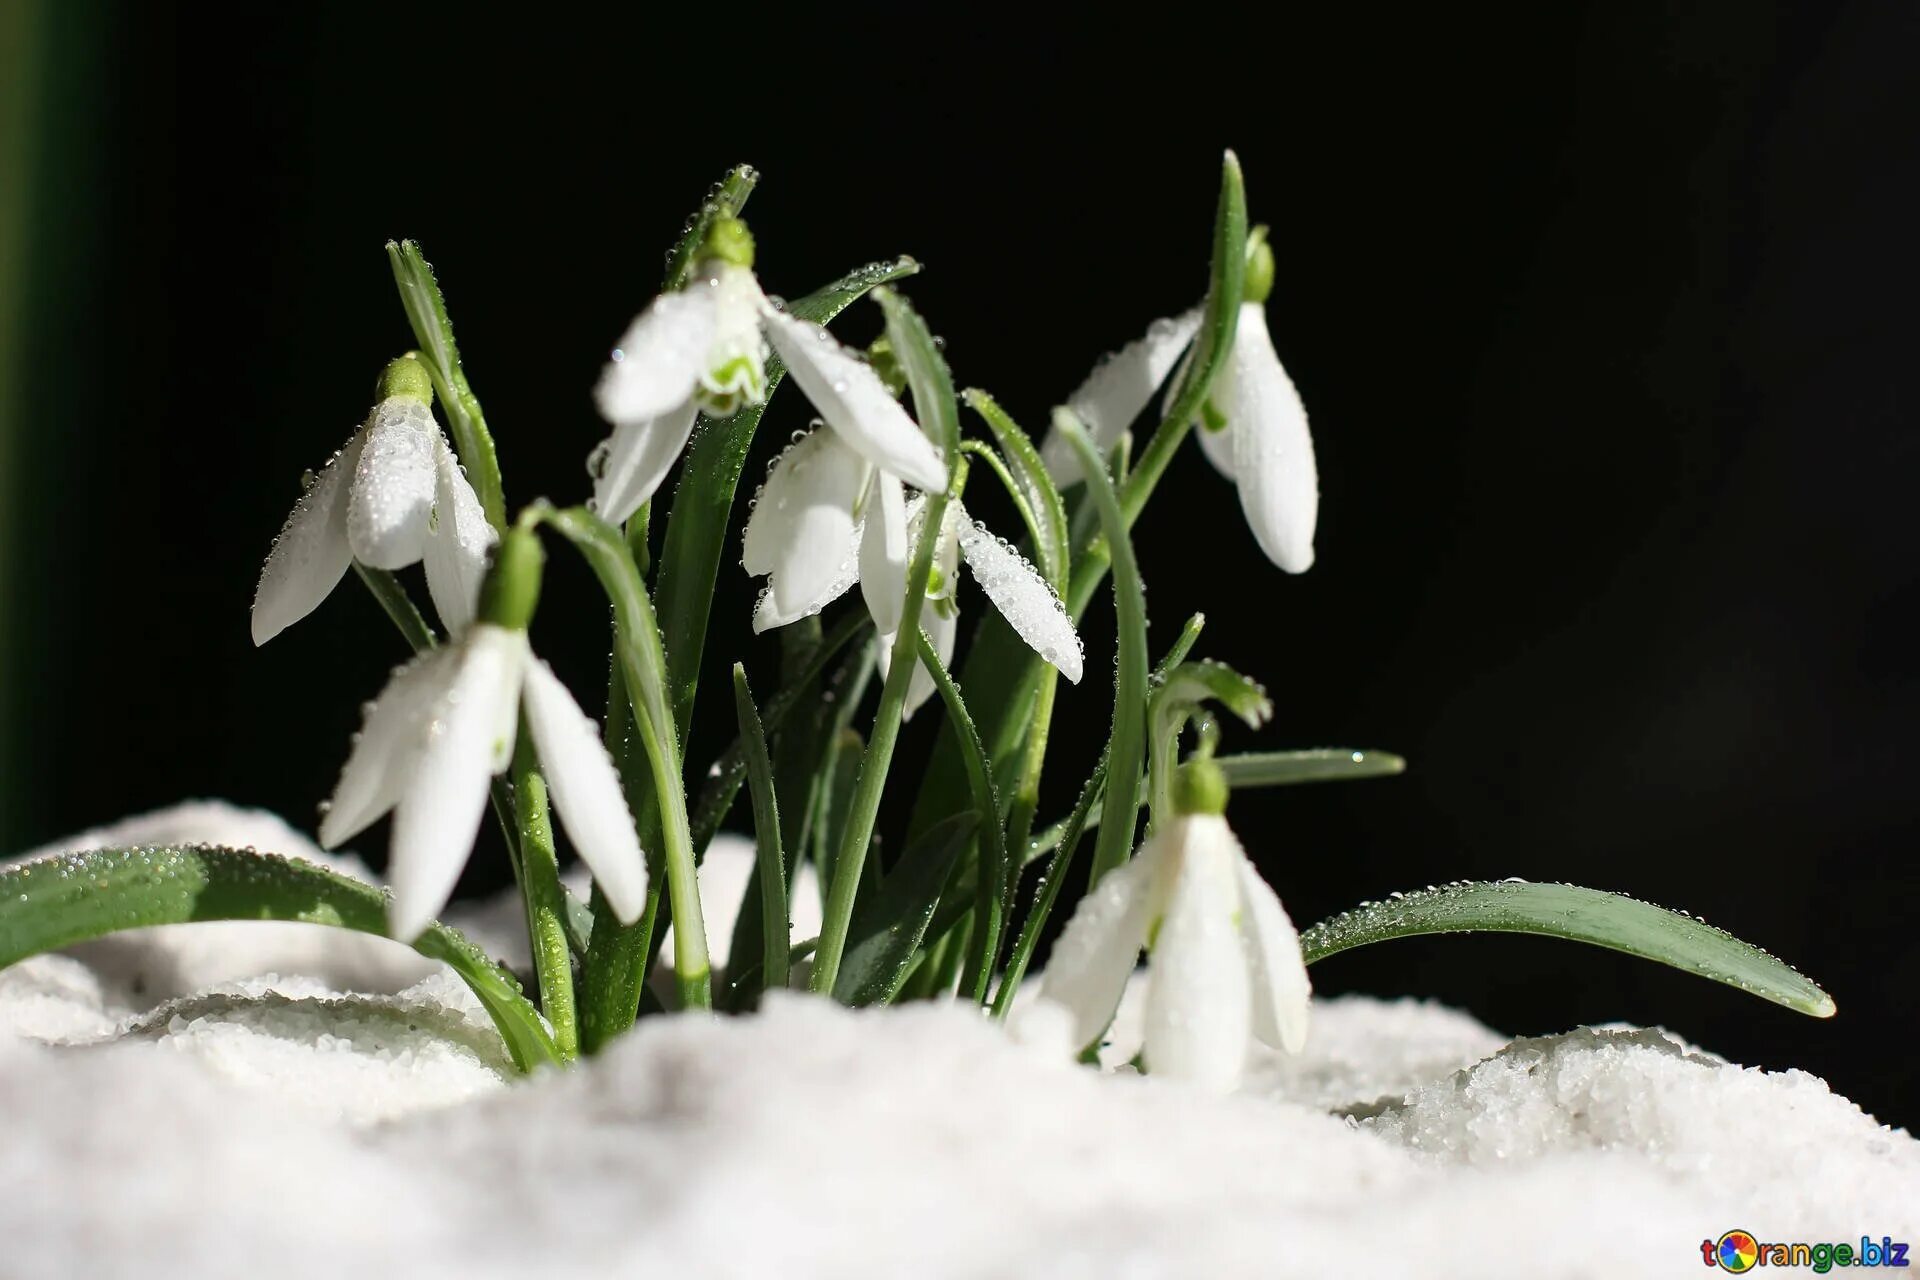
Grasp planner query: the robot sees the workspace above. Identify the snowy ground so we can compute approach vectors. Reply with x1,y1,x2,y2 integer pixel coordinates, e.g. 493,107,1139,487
4,803,1916,1278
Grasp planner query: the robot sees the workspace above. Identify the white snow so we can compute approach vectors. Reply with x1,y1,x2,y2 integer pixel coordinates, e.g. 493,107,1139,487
4,802,1917,1278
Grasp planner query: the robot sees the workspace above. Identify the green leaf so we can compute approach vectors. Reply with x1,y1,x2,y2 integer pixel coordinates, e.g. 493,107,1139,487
1301,880,1836,1018
385,240,506,531
0,846,561,1072
689,608,872,855
539,505,709,1013
1217,748,1406,787
730,664,789,999
1054,410,1150,889
961,390,1070,593
913,627,1011,1005
834,812,979,1007
661,163,759,292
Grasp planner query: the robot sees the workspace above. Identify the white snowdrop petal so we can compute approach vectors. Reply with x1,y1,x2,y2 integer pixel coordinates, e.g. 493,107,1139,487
385,628,528,942
1143,818,1252,1093
760,307,947,492
422,436,499,636
957,511,1083,683
742,428,867,627
858,470,910,636
346,399,440,570
1219,304,1318,574
1042,309,1202,484
1035,838,1164,1052
594,288,717,425
589,398,699,528
1234,845,1312,1054
520,657,648,925
251,427,364,645
319,644,461,850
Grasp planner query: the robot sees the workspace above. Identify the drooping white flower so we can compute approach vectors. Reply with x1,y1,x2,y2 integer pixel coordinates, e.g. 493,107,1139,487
252,360,496,645
1039,235,1318,574
1020,809,1311,1094
318,622,647,942
741,426,1084,717
589,217,946,525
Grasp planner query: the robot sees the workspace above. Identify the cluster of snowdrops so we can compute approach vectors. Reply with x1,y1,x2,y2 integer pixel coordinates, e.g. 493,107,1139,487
0,154,1834,1095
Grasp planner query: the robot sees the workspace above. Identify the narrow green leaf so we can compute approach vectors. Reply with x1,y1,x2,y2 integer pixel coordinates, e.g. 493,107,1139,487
913,627,1011,1005
539,505,709,1013
510,737,578,1059
688,609,872,854
384,240,506,531
1301,880,1836,1018
1055,411,1150,889
961,390,1070,593
730,664,789,998
834,812,978,1006
1218,748,1406,788
0,846,562,1072
661,163,759,292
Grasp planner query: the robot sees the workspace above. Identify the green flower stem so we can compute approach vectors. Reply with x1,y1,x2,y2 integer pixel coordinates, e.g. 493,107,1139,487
809,288,961,997
539,505,710,1013
352,564,437,651
1003,666,1056,915
992,746,1105,1018
731,664,790,995
903,153,1248,855
510,735,578,1059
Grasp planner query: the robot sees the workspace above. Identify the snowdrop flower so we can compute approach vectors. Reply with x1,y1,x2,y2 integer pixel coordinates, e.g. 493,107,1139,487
252,356,496,645
588,215,946,525
742,426,1083,717
1021,760,1310,1094
1041,231,1318,573
317,529,646,942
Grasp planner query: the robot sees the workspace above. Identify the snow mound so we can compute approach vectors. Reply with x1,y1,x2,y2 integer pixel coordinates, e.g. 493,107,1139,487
5,804,1917,1276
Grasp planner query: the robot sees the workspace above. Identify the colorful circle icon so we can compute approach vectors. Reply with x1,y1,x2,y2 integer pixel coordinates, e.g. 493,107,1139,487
1715,1231,1760,1273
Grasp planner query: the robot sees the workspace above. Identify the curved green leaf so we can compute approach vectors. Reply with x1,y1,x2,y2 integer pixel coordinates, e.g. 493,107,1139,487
1055,410,1149,890
1301,879,1835,1018
730,664,789,999
835,812,978,1007
961,390,1069,592
661,163,759,292
386,240,506,532
1218,748,1406,787
914,627,1010,1005
0,846,563,1071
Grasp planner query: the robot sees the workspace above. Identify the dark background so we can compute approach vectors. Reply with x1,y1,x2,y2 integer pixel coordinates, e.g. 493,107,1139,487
5,5,1915,1121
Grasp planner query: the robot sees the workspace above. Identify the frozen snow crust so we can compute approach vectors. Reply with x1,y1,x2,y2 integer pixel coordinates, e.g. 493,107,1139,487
5,804,1917,1278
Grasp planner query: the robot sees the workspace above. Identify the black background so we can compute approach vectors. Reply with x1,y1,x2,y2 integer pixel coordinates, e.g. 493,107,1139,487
7,5,1916,1122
